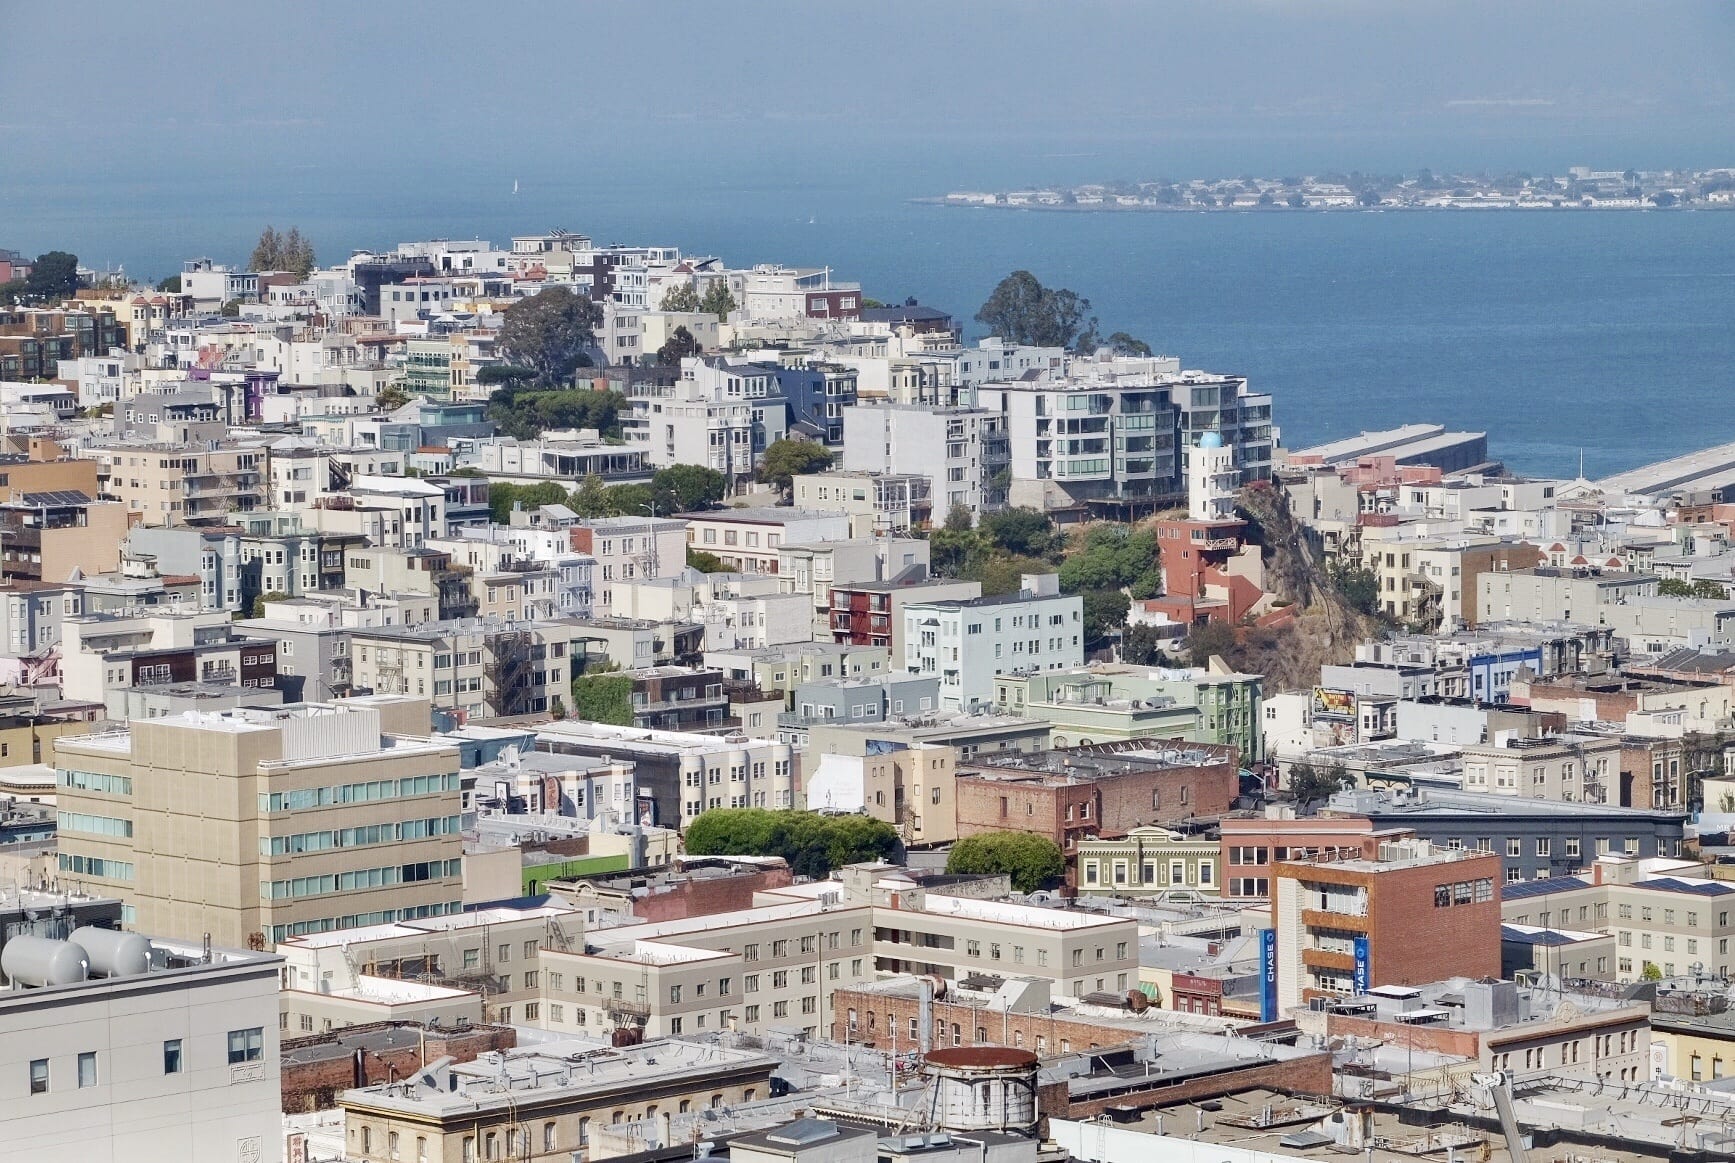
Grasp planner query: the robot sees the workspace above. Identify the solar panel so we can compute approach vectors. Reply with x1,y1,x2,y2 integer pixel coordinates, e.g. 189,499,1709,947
19,490,93,506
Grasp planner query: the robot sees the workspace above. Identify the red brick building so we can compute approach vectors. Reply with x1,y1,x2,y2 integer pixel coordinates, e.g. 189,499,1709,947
1272,834,1501,1011
954,742,1239,855
279,1021,515,1113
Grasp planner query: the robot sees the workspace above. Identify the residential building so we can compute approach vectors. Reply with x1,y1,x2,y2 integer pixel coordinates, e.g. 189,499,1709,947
791,469,936,535
338,1038,778,1163
53,697,462,946
903,574,1084,711
1321,786,1688,882
826,574,982,657
1474,566,1658,627
538,719,794,828
58,607,279,718
0,933,283,1163
775,536,930,634
1075,826,1222,896
801,741,961,845
1457,733,1625,804
954,742,1240,853
841,403,1010,518
623,357,788,482
1272,835,1502,1010
994,660,1263,762
681,507,850,575
569,515,689,614
347,618,584,720
81,440,267,525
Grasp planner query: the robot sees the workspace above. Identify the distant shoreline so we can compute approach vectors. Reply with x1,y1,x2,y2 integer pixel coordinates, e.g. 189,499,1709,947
913,197,1733,214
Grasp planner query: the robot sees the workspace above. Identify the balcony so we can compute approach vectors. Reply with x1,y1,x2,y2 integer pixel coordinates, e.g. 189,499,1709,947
1300,947,1357,973
1301,908,1368,930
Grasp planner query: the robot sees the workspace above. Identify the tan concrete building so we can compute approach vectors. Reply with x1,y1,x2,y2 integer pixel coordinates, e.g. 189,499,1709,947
1458,733,1624,804
339,1038,778,1163
81,441,267,525
53,696,462,947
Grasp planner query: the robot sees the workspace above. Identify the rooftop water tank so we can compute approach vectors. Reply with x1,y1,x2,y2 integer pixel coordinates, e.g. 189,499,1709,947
922,1046,1040,1135
2,936,91,988
70,927,153,978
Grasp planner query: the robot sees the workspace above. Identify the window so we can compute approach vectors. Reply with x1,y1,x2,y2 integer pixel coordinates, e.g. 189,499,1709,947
29,1058,48,1094
163,1039,184,1074
227,1026,264,1064
77,1052,97,1088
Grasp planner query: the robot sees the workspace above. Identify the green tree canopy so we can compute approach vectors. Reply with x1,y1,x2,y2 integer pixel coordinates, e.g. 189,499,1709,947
653,464,728,512
248,226,316,278
23,251,80,303
156,274,182,293
684,809,900,878
497,287,602,385
1081,588,1131,641
699,282,737,321
758,439,834,496
946,833,1065,894
975,270,1093,349
1120,622,1169,665
660,283,701,312
1288,762,1353,805
1058,524,1162,599
487,480,572,524
979,507,1059,559
687,548,729,573
375,386,411,412
655,325,702,365
485,384,625,441
1184,620,1237,667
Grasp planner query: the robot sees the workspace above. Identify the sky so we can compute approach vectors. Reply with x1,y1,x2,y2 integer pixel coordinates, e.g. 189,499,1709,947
3,1,1731,173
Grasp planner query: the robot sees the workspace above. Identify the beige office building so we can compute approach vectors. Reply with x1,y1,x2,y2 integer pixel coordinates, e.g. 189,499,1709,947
53,696,462,948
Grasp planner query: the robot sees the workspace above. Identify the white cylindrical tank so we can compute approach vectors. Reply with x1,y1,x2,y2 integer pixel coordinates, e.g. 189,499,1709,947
923,1046,1040,1134
2,937,91,988
70,927,153,977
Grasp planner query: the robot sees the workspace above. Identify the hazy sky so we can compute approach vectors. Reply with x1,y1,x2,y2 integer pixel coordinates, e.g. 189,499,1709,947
4,1,1732,172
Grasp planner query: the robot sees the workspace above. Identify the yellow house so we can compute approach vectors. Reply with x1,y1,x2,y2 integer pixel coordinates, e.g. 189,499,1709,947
1650,1009,1735,1082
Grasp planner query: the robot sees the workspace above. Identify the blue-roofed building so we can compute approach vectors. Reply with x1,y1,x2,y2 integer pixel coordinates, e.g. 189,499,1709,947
1499,857,1735,983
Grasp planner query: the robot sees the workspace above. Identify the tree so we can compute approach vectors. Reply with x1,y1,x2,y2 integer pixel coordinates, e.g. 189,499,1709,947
684,809,900,878
496,287,601,385
1356,189,1383,207
475,363,536,386
0,280,24,305
946,833,1065,894
975,270,1093,349
1058,524,1162,599
219,299,241,318
699,282,737,321
1286,193,1306,208
248,226,315,277
1120,622,1169,665
487,480,571,524
485,384,626,441
1288,762,1353,805
687,548,729,573
660,283,701,312
1649,191,1679,208
979,507,1058,559
1185,620,1238,667
1100,331,1152,357
1329,560,1382,616
1641,961,1664,982
24,251,80,303
653,464,727,512
375,386,411,412
156,275,182,293
758,438,834,496
655,325,702,365
572,670,634,726
1081,588,1131,641
249,591,290,618
943,504,974,532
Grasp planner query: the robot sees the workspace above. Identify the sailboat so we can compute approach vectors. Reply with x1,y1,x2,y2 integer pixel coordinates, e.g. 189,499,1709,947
512,179,520,195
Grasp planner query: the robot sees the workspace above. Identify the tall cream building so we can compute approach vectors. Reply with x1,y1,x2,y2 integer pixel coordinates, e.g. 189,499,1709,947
53,696,463,948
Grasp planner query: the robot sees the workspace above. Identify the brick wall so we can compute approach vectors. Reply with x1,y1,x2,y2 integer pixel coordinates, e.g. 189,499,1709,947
633,867,795,923
956,755,1238,850
1060,1052,1335,1117
279,1022,516,1114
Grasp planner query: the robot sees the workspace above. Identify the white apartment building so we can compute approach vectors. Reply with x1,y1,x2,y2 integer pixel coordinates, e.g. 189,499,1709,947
902,575,1085,712
348,619,585,720
842,404,1010,519
1458,734,1625,804
538,719,795,829
0,934,283,1163
623,357,787,482
571,515,691,614
954,337,1067,387
682,508,851,575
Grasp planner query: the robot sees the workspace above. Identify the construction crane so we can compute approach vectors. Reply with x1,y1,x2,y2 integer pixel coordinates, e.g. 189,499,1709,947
1471,1070,1529,1163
